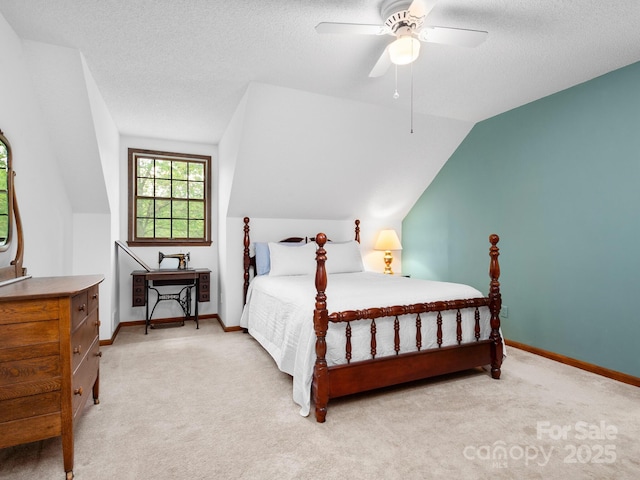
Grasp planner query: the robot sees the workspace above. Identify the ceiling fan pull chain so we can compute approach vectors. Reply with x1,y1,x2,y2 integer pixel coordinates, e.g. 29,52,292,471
410,44,414,134
393,64,400,99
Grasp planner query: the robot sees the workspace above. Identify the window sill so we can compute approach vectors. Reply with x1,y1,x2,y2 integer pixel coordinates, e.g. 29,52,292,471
127,240,212,247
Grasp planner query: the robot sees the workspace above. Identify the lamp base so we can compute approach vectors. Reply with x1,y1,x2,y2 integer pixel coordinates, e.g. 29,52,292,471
383,250,394,275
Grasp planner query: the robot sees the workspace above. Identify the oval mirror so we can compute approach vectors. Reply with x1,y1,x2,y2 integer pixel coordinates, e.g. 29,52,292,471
0,129,12,252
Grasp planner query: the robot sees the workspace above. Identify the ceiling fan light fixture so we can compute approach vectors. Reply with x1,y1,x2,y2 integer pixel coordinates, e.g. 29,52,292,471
388,34,420,65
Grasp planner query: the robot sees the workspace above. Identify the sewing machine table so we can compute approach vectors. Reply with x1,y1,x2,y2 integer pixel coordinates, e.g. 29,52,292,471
131,269,211,333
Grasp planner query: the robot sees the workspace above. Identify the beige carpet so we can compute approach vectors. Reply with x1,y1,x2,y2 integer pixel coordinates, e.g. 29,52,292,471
1,319,639,480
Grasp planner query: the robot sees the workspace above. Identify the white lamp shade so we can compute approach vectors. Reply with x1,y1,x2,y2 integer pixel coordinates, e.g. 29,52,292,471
375,229,403,251
388,35,420,65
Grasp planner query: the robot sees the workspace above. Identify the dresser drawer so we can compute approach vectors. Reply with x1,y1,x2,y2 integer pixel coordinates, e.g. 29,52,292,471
0,320,59,363
71,310,99,374
0,299,59,325
0,355,60,388
71,291,89,331
0,413,62,450
0,391,61,423
71,337,100,418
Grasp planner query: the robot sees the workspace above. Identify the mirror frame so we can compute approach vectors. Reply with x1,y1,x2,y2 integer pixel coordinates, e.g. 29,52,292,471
0,128,25,282
0,129,12,252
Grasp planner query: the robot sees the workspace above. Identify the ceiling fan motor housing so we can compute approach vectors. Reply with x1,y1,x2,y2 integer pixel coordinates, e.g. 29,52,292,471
381,0,424,34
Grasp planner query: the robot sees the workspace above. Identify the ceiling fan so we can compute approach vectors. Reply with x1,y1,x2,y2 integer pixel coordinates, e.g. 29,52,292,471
315,0,488,77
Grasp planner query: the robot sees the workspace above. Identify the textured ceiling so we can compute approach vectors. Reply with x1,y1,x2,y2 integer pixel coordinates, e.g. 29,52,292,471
1,0,640,144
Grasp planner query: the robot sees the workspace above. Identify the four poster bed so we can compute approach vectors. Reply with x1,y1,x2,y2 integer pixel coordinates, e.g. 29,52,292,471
240,217,503,423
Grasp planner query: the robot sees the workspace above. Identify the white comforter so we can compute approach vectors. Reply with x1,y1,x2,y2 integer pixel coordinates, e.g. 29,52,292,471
240,272,492,416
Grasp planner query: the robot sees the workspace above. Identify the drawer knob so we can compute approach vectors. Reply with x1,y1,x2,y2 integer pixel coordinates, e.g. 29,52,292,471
78,303,86,312
96,351,103,358
95,320,101,327
73,345,82,355
92,293,98,299
74,387,83,396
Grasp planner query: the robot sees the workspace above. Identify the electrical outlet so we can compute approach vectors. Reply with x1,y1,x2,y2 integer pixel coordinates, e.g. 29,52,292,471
501,306,509,318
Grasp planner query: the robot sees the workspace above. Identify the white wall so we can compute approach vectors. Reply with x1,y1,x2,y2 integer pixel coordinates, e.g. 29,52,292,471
217,82,438,326
116,135,219,327
22,40,118,339
217,91,248,325
82,55,120,339
226,83,473,222
1,14,122,340
0,13,73,277
72,213,112,337
22,41,110,214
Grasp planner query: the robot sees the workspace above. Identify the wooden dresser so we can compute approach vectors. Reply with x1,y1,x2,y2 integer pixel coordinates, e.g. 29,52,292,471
0,275,104,480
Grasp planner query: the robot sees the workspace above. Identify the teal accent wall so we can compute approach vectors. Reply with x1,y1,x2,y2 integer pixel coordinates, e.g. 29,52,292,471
403,61,640,377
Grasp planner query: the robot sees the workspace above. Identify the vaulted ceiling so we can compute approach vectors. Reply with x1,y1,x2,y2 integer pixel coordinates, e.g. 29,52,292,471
1,1,640,221
2,0,639,144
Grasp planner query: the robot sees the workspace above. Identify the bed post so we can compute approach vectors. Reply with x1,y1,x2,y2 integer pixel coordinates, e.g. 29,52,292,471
354,219,360,243
488,234,503,379
313,233,330,423
243,217,251,305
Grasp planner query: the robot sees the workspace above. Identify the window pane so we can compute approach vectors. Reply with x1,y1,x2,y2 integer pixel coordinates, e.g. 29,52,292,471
137,158,154,178
172,161,188,180
173,219,188,238
155,179,171,197
173,180,188,199
156,219,171,238
155,160,172,179
137,177,154,197
137,218,154,238
137,198,154,218
189,220,204,238
189,181,204,199
189,201,204,219
155,199,171,218
188,162,204,182
0,170,6,190
172,200,188,219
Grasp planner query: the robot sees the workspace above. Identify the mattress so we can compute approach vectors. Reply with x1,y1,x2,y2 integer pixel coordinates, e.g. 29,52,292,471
240,271,493,416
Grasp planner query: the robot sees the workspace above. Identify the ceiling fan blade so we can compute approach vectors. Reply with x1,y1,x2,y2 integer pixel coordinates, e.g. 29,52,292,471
315,22,387,35
408,0,437,19
368,46,391,78
420,26,488,47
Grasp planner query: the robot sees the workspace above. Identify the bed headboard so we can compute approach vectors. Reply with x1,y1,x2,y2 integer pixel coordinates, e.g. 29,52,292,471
242,217,360,305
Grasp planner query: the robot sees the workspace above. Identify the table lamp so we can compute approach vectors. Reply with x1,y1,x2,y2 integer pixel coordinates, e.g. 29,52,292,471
374,229,402,274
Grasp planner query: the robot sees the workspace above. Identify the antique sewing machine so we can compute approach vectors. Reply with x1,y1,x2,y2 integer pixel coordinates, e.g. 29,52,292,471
158,251,190,270
116,243,210,334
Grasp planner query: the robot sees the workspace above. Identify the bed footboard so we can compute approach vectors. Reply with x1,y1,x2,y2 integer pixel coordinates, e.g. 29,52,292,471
312,234,502,423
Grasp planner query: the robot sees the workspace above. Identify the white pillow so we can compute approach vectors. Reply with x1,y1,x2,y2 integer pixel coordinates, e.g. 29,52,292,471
268,241,317,276
323,241,364,274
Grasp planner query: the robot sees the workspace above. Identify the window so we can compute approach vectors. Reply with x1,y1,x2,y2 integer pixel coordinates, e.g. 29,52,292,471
128,148,211,246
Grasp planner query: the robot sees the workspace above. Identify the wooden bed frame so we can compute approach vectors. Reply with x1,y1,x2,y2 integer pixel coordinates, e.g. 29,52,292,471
242,217,503,423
